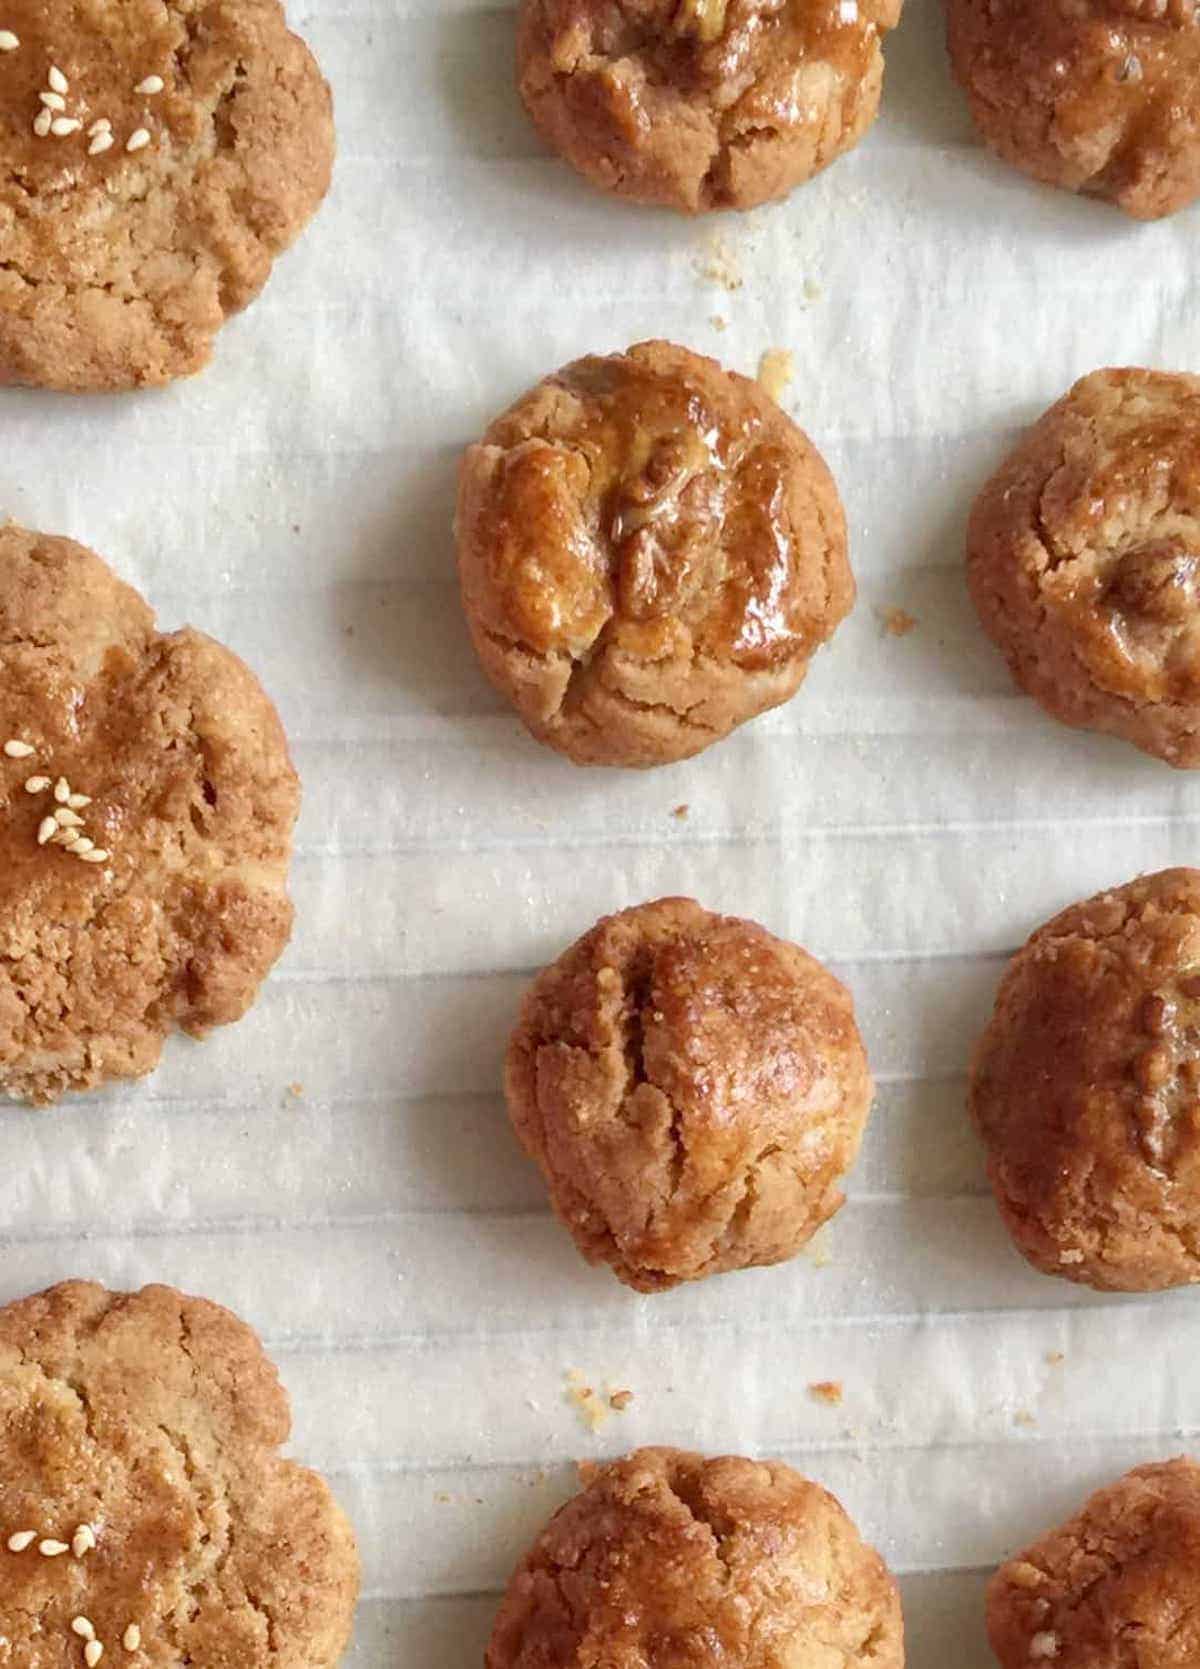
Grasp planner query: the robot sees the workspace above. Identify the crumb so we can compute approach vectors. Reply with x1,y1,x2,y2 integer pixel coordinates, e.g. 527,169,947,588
694,236,743,292
1059,1249,1084,1265
804,278,822,302
609,1389,634,1411
804,1227,833,1269
710,315,727,331
565,1369,609,1433
287,1081,303,1098
434,1491,452,1503
808,1380,843,1406
757,348,794,403
1007,1561,1045,1591
880,607,918,638
1014,1409,1038,1428
1045,1351,1065,1367
672,804,689,820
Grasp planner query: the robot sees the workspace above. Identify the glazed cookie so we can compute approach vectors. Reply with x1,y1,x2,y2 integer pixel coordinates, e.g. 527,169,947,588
486,1446,904,1669
0,0,334,391
947,0,1200,220
970,868,1200,1292
0,526,300,1105
517,0,904,213
968,368,1200,767
505,897,872,1291
988,1459,1200,1669
456,340,853,768
0,1280,359,1667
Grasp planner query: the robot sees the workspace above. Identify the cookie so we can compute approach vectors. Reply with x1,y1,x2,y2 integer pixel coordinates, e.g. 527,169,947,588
0,1280,359,1668
0,0,333,391
987,1458,1200,1669
968,368,1200,767
486,1446,904,1669
517,0,904,213
505,897,872,1291
0,526,300,1105
947,0,1200,220
970,868,1200,1292
456,340,853,768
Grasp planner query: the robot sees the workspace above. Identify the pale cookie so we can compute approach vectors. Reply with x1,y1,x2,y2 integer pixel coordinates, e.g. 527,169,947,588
486,1446,904,1669
0,1280,359,1668
0,526,300,1105
518,0,904,212
0,0,334,391
506,897,873,1291
457,340,853,769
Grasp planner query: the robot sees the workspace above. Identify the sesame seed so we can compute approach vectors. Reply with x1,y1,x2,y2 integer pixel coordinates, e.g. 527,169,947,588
88,131,114,155
32,106,51,136
71,1524,96,1557
47,64,67,93
67,792,91,808
134,75,163,95
71,1620,96,1641
38,1539,69,1557
50,116,81,135
70,837,94,854
3,739,34,758
24,776,51,793
5,1531,36,1552
122,1627,140,1653
85,1643,104,1668
49,826,77,845
38,89,65,110
54,806,84,826
87,118,110,134
36,816,58,845
125,127,151,152
53,777,70,802
80,849,109,863
0,30,19,50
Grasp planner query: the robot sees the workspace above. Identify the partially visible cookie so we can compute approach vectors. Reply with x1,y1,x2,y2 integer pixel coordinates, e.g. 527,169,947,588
947,0,1200,220
456,340,853,768
988,1459,1200,1669
517,0,904,213
968,368,1200,767
0,525,300,1105
0,0,334,391
0,1280,359,1668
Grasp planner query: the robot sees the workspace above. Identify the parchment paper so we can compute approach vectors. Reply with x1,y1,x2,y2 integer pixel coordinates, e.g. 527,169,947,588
4,1,1200,1661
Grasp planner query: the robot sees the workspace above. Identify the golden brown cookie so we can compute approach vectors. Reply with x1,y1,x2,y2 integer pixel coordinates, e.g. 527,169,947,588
486,1446,904,1669
968,368,1200,767
0,1280,359,1668
0,525,300,1106
970,868,1200,1293
987,1458,1200,1669
517,0,904,213
456,340,853,768
947,0,1200,220
0,0,334,391
505,897,873,1291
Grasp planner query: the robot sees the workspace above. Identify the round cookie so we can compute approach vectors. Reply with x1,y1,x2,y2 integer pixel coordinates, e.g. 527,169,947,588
0,1280,359,1668
517,0,904,213
970,868,1200,1292
988,1458,1200,1669
456,340,853,768
0,525,300,1105
0,0,334,391
486,1446,904,1669
968,368,1200,768
947,0,1200,220
505,897,872,1291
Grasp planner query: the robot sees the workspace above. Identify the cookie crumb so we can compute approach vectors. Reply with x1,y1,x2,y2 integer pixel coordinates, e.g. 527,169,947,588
710,315,727,331
433,1491,452,1504
880,607,917,638
1013,1409,1037,1428
757,348,794,403
1045,1351,1065,1367
695,237,743,292
808,1380,843,1406
565,1370,609,1433
1007,1561,1044,1590
671,804,689,820
609,1389,634,1411
803,277,822,302
287,1081,304,1099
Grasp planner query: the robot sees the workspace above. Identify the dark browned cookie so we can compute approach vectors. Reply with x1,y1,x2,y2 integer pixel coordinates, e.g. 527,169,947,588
947,0,1200,220
988,1459,1200,1669
0,1280,359,1667
0,526,300,1105
517,0,904,212
968,368,1200,767
505,897,873,1291
487,1446,904,1669
456,340,853,769
0,0,334,391
971,868,1200,1292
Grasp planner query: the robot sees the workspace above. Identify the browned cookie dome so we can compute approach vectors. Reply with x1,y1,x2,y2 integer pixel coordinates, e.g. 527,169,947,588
968,369,1200,767
947,0,1200,219
518,0,903,212
456,340,853,768
0,0,334,391
505,897,872,1291
970,869,1200,1292
486,1447,904,1669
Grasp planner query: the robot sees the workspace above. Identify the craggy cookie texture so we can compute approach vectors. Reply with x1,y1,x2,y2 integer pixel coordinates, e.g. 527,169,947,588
0,0,333,391
0,527,299,1105
968,369,1200,767
948,0,1200,220
971,869,1200,1292
517,0,903,212
506,898,872,1291
486,1446,904,1669
0,1281,359,1668
457,341,853,768
988,1459,1200,1669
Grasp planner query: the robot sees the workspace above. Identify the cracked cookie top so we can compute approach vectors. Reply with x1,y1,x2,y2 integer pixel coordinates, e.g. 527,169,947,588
456,340,853,768
517,0,903,212
970,868,1200,1292
968,368,1200,767
505,897,872,1291
0,526,299,1106
0,0,333,391
0,1281,359,1668
486,1446,903,1669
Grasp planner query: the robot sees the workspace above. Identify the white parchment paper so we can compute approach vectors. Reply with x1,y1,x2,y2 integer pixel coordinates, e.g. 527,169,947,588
4,1,1200,1661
